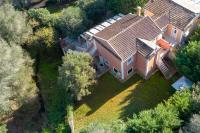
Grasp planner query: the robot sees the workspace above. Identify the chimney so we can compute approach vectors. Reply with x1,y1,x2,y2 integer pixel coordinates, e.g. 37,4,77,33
136,6,142,16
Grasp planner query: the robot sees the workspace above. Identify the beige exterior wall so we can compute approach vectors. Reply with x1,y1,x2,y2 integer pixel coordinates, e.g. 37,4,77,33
165,24,183,43
146,55,157,77
123,54,136,80
95,39,122,77
135,52,147,77
135,52,157,79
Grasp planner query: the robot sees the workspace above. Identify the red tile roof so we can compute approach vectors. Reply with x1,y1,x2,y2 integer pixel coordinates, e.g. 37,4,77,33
94,14,161,60
156,39,171,49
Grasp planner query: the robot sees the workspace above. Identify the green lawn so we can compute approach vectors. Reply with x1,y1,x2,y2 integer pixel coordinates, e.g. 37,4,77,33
74,72,179,130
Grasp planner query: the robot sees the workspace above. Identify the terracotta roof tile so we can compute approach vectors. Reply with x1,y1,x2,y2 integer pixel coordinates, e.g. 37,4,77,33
94,15,161,60
145,0,196,30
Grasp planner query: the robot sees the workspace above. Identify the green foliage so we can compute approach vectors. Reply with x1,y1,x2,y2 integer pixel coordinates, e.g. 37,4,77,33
79,120,126,133
28,8,59,27
126,89,192,133
166,89,192,115
0,38,37,119
59,6,89,38
181,113,200,133
58,51,96,100
126,105,181,132
79,121,110,133
189,25,200,42
107,0,147,14
0,3,32,44
28,26,59,55
175,41,200,82
191,83,200,112
0,124,7,133
76,0,106,24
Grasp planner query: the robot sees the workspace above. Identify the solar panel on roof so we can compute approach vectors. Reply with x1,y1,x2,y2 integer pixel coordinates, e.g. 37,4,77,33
85,32,93,37
89,28,99,34
101,22,111,27
118,13,125,17
113,15,121,20
95,26,104,31
107,19,116,24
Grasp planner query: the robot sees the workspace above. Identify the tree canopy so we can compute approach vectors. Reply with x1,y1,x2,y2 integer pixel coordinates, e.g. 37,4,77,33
58,51,96,100
0,38,38,119
59,6,89,38
107,0,147,14
175,41,200,82
0,3,32,44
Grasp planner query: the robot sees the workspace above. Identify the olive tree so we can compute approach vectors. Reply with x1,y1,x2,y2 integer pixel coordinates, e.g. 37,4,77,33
0,38,38,119
0,3,32,44
58,51,96,100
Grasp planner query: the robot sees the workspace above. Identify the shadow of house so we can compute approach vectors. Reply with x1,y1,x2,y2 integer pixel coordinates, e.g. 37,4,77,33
119,72,175,119
75,73,142,116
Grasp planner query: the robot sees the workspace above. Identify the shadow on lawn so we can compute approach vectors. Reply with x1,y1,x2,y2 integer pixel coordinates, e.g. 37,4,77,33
75,73,142,116
119,72,175,120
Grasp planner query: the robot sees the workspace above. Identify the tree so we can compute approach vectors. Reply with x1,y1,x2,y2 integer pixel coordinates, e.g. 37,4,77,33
181,114,200,133
28,26,59,55
126,104,181,133
107,0,147,14
28,8,52,26
59,6,89,38
58,51,96,100
0,124,7,133
189,25,200,42
166,89,192,116
126,89,191,132
0,38,38,119
76,0,106,24
175,41,200,82
0,3,32,44
79,121,110,133
191,83,200,112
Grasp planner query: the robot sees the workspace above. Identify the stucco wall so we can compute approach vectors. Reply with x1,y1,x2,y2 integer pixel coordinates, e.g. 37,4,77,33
123,54,136,80
146,55,157,77
135,52,147,77
95,39,122,75
166,24,183,43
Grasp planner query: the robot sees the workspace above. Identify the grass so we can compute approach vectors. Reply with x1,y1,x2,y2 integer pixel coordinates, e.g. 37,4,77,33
74,72,179,130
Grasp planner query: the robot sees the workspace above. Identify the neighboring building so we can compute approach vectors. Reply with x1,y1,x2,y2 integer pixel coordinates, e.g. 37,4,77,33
74,0,200,81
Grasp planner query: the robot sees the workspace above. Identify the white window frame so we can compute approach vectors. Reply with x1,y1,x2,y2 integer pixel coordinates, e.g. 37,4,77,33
127,56,133,65
113,68,118,73
127,68,133,75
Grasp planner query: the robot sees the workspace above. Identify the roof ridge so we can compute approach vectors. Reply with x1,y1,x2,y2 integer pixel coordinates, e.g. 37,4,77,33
107,16,146,42
148,16,162,31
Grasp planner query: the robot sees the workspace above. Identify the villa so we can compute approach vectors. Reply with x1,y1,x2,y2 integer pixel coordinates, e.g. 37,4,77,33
64,0,200,81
